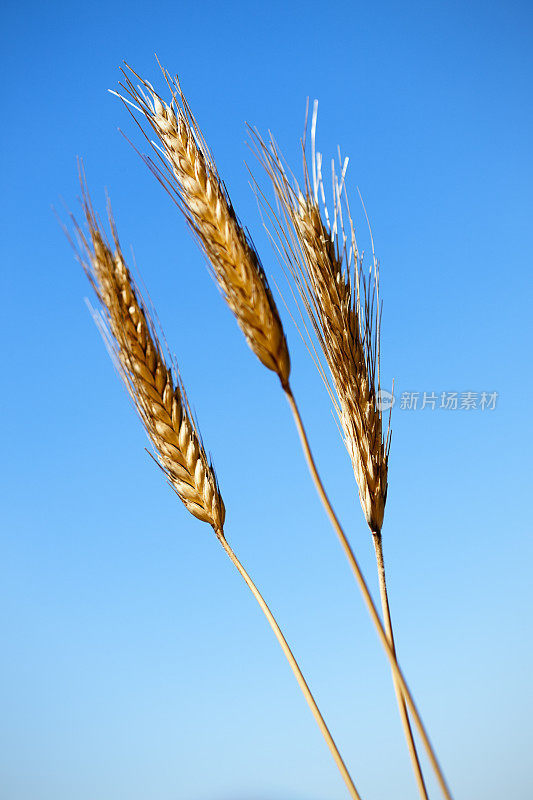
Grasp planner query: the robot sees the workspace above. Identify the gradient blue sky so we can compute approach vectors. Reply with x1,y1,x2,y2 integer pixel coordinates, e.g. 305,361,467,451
1,1,532,799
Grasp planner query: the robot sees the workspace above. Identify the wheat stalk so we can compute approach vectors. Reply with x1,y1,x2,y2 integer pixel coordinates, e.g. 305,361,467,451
70,176,361,800
116,66,452,800
250,115,437,800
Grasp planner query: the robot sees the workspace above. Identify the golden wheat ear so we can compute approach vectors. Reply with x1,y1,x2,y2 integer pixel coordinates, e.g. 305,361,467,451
249,119,389,535
114,64,291,388
70,175,225,532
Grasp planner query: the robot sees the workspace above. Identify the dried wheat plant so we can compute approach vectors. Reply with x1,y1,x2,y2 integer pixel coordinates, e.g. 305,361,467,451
249,108,441,800
69,175,361,800
114,63,452,800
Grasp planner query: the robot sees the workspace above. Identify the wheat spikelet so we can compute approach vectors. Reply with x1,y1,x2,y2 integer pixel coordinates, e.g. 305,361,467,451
72,180,225,532
117,66,290,387
251,118,389,533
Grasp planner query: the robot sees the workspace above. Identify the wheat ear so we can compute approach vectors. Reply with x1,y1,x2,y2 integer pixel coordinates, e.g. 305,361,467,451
71,177,361,800
73,180,225,530
117,65,290,388
116,67,451,799
249,124,389,535
251,120,446,800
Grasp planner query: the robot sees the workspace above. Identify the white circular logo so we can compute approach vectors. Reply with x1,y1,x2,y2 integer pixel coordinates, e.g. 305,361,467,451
377,389,395,411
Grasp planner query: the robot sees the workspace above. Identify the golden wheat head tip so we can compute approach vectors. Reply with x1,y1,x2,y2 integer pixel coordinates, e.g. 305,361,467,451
117,65,291,388
251,121,389,533
71,176,225,532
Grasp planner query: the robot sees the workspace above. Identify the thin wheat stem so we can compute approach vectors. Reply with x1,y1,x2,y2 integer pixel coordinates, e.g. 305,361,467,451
284,384,453,800
215,530,362,800
372,532,429,800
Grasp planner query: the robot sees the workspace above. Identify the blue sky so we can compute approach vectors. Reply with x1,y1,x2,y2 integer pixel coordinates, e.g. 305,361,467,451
1,1,532,798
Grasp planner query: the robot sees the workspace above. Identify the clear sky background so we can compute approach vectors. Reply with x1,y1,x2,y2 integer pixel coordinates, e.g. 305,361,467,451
1,1,532,799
